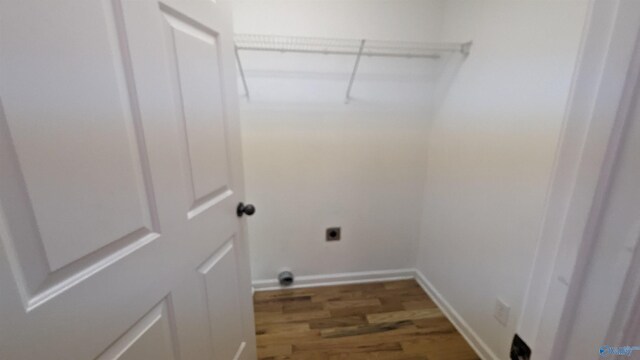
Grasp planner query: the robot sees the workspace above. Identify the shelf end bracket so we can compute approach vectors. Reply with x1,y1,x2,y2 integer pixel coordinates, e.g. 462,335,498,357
345,39,366,104
235,45,250,101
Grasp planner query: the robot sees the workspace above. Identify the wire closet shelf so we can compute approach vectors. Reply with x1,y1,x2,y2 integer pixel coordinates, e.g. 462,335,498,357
233,34,472,103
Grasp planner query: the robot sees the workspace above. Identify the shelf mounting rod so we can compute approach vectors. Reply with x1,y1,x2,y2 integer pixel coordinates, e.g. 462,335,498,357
345,39,366,104
234,45,250,101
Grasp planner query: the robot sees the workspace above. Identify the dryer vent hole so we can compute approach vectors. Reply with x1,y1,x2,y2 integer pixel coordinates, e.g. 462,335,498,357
278,271,294,286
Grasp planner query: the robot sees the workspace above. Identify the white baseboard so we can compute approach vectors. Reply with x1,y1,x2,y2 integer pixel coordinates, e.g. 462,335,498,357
413,269,498,360
251,268,415,292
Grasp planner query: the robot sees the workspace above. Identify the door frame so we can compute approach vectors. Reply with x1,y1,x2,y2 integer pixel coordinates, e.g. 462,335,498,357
517,0,640,358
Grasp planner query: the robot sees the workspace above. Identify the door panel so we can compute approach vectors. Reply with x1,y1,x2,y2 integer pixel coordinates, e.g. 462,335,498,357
0,1,256,359
0,0,161,311
161,9,233,219
199,238,245,360
96,298,179,360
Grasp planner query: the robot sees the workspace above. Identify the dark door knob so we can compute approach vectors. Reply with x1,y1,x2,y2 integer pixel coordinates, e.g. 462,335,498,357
237,202,256,217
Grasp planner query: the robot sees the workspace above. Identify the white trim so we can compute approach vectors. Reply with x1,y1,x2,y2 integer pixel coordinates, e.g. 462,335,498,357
514,1,640,358
413,269,497,360
550,19,640,359
252,268,415,291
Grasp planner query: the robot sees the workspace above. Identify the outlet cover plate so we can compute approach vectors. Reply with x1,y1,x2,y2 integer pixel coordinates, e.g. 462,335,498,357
494,298,510,326
326,227,341,241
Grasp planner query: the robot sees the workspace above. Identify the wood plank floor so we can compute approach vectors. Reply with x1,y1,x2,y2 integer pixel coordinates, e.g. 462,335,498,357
253,279,480,360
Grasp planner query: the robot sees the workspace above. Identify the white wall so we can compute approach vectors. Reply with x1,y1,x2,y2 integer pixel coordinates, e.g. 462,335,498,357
235,1,591,357
232,0,444,281
415,0,588,358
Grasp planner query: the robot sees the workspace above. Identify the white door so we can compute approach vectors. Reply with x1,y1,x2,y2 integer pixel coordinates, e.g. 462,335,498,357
0,1,257,359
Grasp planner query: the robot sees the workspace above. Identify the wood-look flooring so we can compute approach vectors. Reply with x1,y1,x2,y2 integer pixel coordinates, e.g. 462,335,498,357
253,279,480,360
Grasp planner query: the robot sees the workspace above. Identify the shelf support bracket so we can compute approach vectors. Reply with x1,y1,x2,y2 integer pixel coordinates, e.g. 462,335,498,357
345,39,366,104
235,45,250,101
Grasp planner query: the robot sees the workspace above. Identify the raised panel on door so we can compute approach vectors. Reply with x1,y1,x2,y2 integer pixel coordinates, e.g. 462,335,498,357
0,0,160,312
96,297,179,360
160,6,233,220
198,237,246,360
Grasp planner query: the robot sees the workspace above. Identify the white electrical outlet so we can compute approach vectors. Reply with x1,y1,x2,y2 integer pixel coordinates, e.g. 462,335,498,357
494,298,510,326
